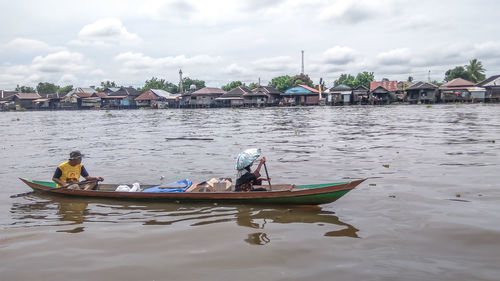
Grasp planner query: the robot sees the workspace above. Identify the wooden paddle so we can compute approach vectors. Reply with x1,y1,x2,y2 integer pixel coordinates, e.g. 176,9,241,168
263,162,272,191
10,179,99,198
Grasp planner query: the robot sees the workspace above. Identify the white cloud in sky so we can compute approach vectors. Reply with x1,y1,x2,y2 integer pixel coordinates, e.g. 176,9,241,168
252,56,295,72
376,48,412,65
69,18,141,47
224,63,248,75
318,0,383,23
32,51,93,73
1,38,65,54
323,46,358,65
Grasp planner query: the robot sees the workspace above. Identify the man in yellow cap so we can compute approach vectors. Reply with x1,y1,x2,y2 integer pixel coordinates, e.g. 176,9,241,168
52,150,104,190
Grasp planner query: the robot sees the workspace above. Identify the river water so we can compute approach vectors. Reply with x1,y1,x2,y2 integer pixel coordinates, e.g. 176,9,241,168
1,105,499,281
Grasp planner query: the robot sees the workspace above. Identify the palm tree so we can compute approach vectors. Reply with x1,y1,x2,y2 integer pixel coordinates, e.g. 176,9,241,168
466,59,486,83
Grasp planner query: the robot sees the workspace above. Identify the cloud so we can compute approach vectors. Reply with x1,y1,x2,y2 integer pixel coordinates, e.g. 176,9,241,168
377,48,411,65
252,56,295,72
323,46,357,65
224,63,248,75
318,0,381,23
32,51,93,73
72,18,141,46
473,41,500,58
114,52,222,74
1,38,65,54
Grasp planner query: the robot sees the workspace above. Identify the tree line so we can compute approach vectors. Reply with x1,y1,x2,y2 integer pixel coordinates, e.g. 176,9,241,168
13,58,487,94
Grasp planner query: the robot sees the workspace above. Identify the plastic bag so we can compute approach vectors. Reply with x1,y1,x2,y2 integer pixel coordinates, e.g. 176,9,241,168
115,185,131,192
130,183,140,192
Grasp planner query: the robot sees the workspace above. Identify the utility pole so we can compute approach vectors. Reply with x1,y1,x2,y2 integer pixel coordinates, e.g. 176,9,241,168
258,77,261,86
301,50,304,75
428,70,431,83
179,69,183,93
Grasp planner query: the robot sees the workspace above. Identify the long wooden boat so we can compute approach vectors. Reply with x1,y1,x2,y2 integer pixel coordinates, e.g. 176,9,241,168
19,178,366,205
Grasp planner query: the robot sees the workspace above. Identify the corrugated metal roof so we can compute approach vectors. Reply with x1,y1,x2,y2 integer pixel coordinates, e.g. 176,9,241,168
370,81,398,92
330,84,352,91
406,81,438,90
477,75,500,87
192,87,226,95
297,84,319,93
441,78,475,87
284,84,319,95
222,86,252,98
16,93,41,100
150,89,174,98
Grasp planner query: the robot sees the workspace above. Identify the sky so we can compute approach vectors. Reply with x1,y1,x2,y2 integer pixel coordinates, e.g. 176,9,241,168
1,0,499,90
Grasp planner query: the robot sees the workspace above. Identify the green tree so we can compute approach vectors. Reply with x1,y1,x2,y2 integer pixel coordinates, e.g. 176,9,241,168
247,82,259,90
445,66,471,82
222,81,244,91
101,80,117,89
57,85,73,94
181,77,206,92
36,82,59,94
268,75,293,92
407,76,414,82
444,59,486,82
291,73,313,87
466,58,486,83
15,85,36,93
354,71,375,88
334,74,356,87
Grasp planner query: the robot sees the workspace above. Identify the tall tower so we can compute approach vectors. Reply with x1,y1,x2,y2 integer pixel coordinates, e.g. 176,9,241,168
301,50,304,74
179,69,183,93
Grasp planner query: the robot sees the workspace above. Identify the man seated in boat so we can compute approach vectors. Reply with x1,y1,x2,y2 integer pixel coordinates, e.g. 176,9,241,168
52,150,104,190
235,157,270,192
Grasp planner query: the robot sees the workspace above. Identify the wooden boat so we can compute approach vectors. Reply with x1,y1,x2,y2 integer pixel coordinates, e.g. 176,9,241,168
18,178,366,205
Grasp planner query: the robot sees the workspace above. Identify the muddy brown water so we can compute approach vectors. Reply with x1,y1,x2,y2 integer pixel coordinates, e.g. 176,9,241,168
1,105,499,281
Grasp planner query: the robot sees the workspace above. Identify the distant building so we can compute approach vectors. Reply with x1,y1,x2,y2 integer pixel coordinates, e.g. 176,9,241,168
135,89,181,108
370,81,398,104
329,84,352,105
190,87,226,107
251,86,282,106
406,82,439,104
283,84,319,105
477,75,500,102
215,86,248,107
439,78,484,103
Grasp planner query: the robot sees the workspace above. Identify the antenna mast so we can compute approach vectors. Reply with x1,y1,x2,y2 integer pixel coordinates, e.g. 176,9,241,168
301,50,304,74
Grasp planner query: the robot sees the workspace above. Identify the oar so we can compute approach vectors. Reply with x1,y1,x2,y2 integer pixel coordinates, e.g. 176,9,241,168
10,179,99,198
263,162,272,191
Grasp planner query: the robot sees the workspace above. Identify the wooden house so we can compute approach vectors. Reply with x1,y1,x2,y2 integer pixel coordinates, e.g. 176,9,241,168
251,86,282,106
101,87,141,108
8,93,41,110
329,84,352,105
406,82,439,104
439,78,484,103
62,87,98,109
477,75,500,102
0,90,19,110
397,81,413,102
103,87,121,95
215,86,248,107
243,86,268,107
370,81,398,104
282,84,319,105
190,87,226,107
352,85,370,104
135,89,181,108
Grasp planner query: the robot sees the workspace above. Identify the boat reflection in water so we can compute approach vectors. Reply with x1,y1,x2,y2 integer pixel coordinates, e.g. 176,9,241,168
10,193,358,244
